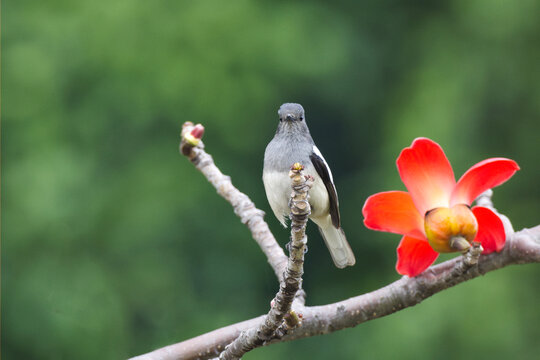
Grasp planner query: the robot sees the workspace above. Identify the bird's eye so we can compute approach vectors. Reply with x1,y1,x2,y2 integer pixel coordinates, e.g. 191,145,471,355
279,117,283,122
300,116,304,121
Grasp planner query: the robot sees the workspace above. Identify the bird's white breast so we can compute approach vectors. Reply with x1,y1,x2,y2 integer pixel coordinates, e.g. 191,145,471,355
263,164,329,227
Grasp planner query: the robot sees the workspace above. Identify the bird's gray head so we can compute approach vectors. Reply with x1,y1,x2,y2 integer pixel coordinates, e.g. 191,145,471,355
278,103,305,122
275,103,310,136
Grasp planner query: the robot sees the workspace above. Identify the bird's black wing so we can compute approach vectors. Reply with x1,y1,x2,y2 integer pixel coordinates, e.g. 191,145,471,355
310,147,340,228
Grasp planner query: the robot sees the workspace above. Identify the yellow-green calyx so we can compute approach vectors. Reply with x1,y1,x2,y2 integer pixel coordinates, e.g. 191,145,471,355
184,132,200,146
424,204,478,253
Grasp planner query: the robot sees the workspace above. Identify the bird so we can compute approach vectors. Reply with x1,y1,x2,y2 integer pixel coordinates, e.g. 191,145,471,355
263,103,355,268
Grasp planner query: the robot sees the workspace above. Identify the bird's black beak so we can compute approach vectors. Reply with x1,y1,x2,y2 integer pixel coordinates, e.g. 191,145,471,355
285,114,294,122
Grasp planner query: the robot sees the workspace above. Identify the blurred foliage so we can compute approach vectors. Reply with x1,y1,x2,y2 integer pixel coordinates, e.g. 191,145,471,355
3,0,540,359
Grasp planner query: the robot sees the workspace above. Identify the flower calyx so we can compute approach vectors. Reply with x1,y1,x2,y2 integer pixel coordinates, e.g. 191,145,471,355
424,204,478,253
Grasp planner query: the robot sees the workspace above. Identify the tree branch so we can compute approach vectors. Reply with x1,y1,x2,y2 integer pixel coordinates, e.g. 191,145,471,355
179,122,288,282
216,164,312,360
129,123,540,360
131,225,540,360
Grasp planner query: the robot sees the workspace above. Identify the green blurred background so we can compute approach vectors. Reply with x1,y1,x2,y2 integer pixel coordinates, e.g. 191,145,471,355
3,0,540,359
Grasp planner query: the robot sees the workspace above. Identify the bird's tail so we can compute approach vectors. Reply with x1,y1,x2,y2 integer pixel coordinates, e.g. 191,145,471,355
313,215,355,268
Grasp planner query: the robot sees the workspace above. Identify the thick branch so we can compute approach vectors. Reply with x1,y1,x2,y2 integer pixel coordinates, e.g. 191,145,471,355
131,225,540,360
179,122,288,281
290,225,540,339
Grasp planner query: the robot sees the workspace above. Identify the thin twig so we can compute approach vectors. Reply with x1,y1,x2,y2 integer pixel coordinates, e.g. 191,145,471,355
179,122,288,282
216,164,312,360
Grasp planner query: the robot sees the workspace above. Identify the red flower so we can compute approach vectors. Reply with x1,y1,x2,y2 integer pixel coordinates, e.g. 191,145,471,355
362,138,519,277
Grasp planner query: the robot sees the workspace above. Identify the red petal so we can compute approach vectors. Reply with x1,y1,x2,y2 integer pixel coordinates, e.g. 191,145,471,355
397,138,455,216
396,236,439,277
472,206,506,254
363,191,425,239
451,158,519,206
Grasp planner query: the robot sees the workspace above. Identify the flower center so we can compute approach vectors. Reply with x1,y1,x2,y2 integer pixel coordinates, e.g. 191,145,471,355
424,204,478,253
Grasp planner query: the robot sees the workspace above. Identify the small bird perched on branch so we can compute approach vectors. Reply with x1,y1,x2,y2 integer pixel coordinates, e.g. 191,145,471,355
263,103,355,268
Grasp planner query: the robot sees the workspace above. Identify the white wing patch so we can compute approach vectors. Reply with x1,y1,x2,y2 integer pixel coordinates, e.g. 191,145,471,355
312,145,334,183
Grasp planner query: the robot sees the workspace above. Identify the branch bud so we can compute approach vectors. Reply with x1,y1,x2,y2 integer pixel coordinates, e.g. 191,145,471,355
184,124,205,146
180,122,205,156
283,310,303,329
291,163,304,171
